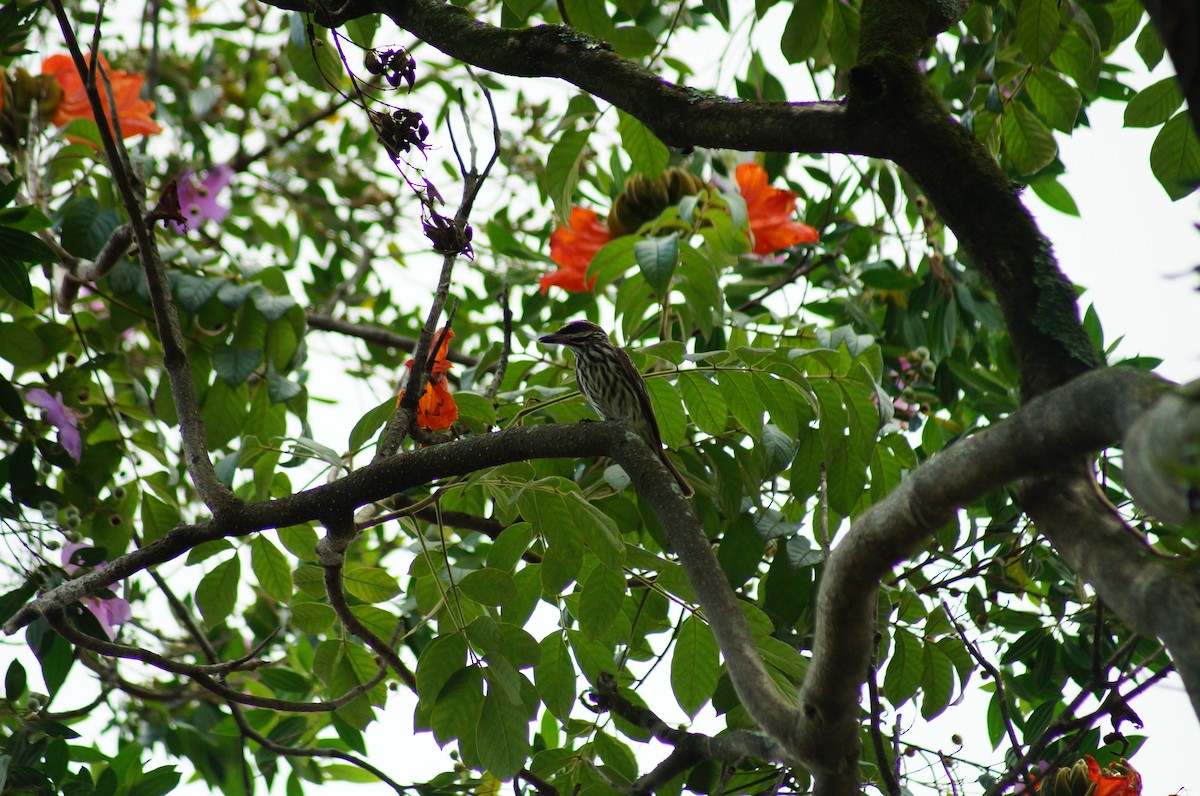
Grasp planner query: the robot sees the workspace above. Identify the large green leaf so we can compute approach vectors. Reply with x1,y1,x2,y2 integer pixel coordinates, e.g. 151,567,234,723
617,111,669,178
1001,102,1058,175
679,371,727,436
476,687,532,779
780,0,828,63
545,128,592,223
250,536,293,602
577,562,626,639
1017,0,1063,64
195,556,242,626
1025,69,1081,132
633,235,679,298
1125,76,1184,128
535,634,577,720
670,615,720,717
1150,112,1200,200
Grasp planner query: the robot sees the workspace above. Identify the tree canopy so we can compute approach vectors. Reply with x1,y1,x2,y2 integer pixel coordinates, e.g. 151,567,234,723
0,0,1198,795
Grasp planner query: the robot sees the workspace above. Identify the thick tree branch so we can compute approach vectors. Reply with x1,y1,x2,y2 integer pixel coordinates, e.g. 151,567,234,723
796,367,1165,793
1021,469,1200,719
258,0,1098,401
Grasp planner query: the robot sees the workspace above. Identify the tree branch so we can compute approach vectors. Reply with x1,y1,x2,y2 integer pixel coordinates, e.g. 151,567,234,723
1021,469,1200,719
49,3,236,514
795,367,1165,793
305,312,479,366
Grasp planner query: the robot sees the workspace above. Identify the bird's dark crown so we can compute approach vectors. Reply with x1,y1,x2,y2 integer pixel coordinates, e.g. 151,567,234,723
540,320,611,347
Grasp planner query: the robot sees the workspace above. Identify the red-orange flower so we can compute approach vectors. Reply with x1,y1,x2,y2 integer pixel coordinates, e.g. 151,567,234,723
540,207,611,294
735,162,819,255
1085,756,1141,796
42,53,163,141
397,328,458,430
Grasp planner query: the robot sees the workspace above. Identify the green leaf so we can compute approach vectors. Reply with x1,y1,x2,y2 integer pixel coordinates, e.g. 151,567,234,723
0,371,27,421
1017,0,1063,64
587,235,638,289
487,522,535,572
701,0,730,29
212,344,262,386
285,12,344,91
717,370,763,436
565,492,625,569
417,633,469,710
251,536,293,602
679,371,727,436
57,197,120,259
535,634,577,721
252,290,297,321
921,642,955,720
1001,102,1057,175
617,111,669,178
129,767,182,796
578,563,625,639
0,227,54,264
174,274,224,312
476,688,531,779
291,602,335,633
1030,177,1080,216
780,0,827,63
1135,21,1164,69
545,128,592,224
1025,69,1081,132
0,257,33,307
455,392,496,426
633,235,679,298
645,377,687,449
1124,76,1184,128
343,566,401,602
140,494,181,544
195,556,241,626
883,627,923,708
1150,112,1200,200
670,615,719,717
827,0,860,70
348,397,396,453
459,568,518,606
5,660,26,702
563,0,614,36
27,619,74,697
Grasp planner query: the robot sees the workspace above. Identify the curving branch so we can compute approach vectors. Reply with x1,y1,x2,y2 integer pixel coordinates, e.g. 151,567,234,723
793,367,1169,794
1021,470,1200,718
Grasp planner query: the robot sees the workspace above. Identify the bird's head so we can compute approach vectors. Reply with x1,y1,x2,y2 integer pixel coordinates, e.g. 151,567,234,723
538,320,611,350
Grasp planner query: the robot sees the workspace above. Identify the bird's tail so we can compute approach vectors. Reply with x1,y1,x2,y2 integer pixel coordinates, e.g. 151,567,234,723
659,450,695,499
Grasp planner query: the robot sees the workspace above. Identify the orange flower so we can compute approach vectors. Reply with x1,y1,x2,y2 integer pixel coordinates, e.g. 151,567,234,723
397,328,458,430
540,207,610,294
1085,756,1141,796
42,53,163,141
735,162,819,255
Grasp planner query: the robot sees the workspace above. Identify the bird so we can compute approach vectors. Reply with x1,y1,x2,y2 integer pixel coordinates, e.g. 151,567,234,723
539,320,694,498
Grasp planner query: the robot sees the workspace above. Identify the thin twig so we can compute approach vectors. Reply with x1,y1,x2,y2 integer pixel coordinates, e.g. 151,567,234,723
868,635,901,796
485,281,513,403
48,3,235,514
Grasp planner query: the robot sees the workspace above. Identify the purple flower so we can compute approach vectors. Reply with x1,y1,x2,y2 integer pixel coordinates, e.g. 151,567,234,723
171,165,234,233
61,542,132,640
25,388,82,461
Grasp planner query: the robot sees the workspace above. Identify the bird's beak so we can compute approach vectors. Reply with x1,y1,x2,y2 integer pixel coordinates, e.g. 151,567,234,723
538,333,565,345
